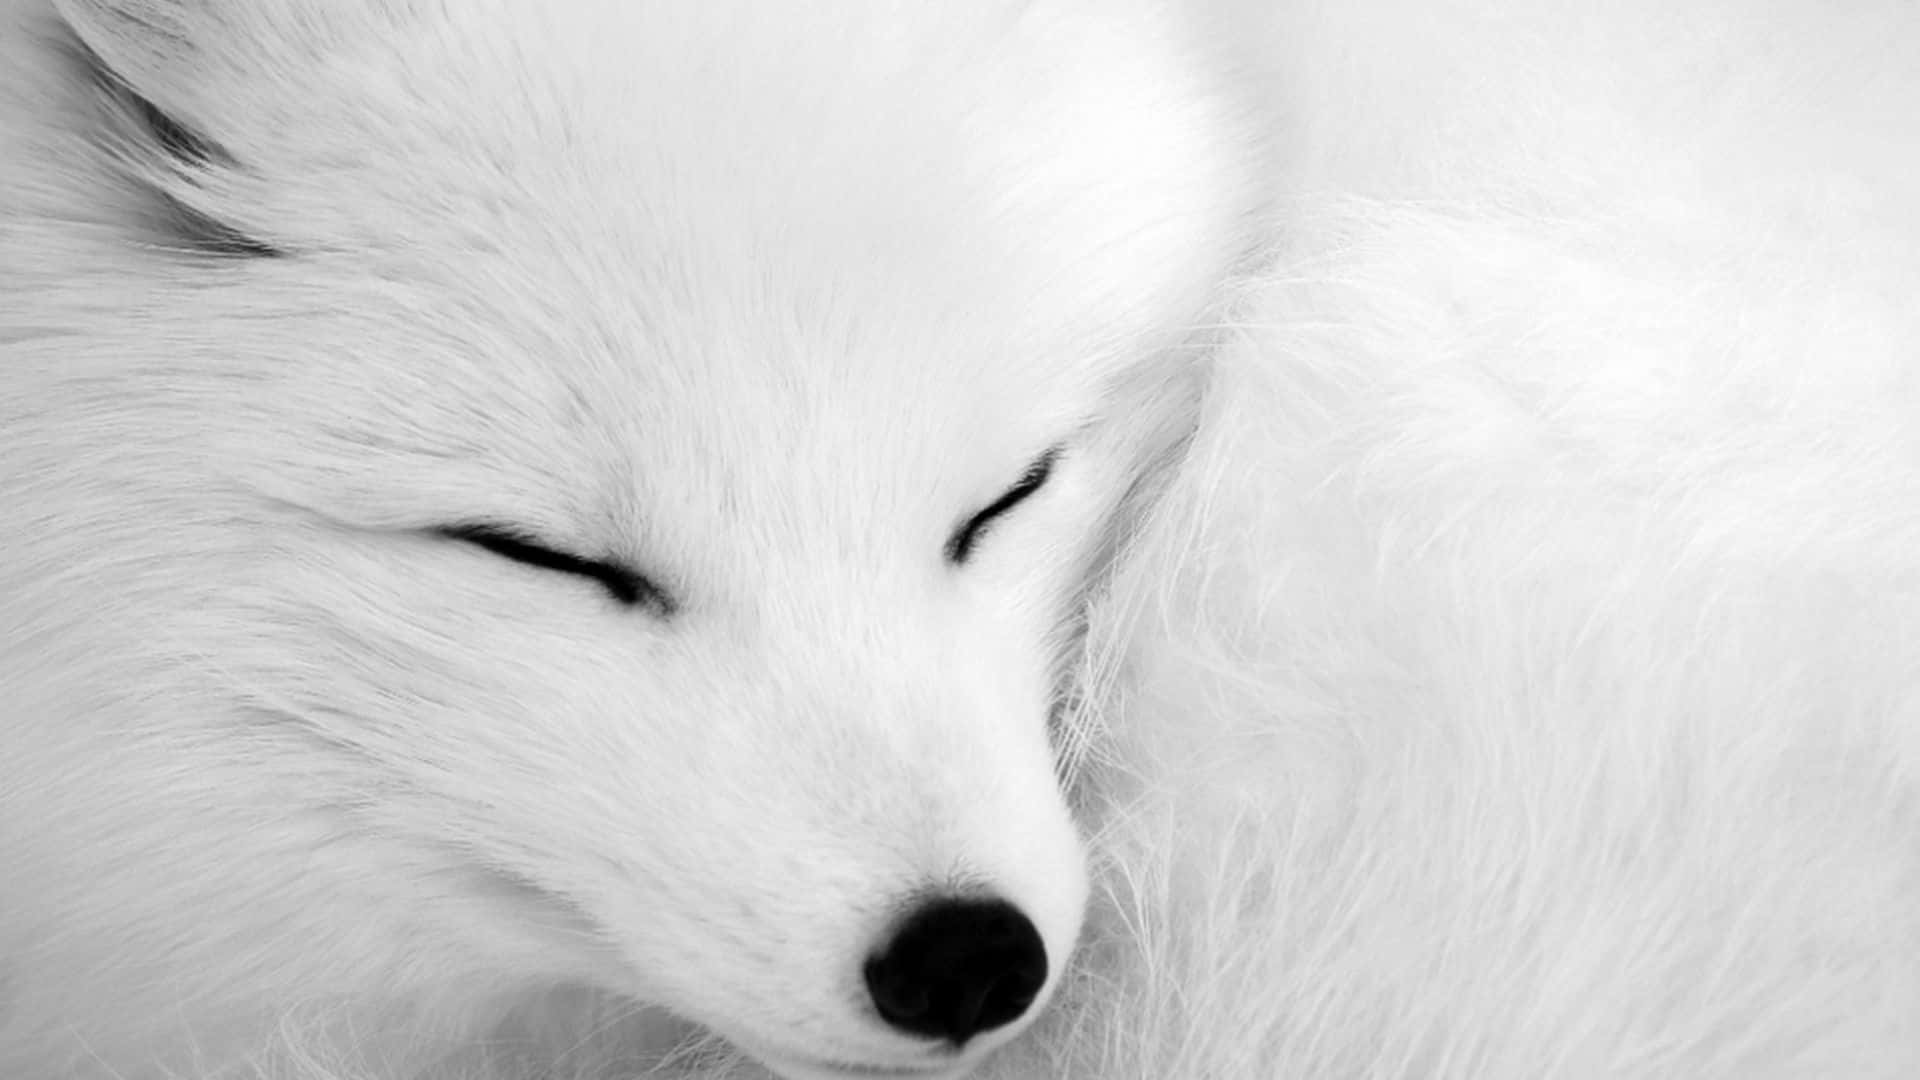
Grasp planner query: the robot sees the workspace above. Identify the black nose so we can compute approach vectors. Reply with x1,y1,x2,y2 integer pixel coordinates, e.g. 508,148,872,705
862,897,1049,1046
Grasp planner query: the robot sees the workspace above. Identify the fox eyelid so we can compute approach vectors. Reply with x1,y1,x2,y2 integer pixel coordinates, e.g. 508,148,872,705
947,447,1061,565
438,524,676,615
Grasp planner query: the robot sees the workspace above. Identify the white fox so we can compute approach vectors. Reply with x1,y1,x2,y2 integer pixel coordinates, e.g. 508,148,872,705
11,0,1920,1078
0,0,1263,1077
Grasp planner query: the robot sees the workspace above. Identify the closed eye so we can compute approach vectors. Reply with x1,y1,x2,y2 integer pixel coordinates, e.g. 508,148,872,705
946,447,1061,565
437,524,675,615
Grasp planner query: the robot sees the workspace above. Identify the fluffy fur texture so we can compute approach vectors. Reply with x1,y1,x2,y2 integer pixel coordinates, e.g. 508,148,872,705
4,0,1920,1078
0,0,1258,1077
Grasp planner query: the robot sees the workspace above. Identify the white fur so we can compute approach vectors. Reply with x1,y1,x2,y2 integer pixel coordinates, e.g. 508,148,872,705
5,1,1920,1079
0,1,1258,1077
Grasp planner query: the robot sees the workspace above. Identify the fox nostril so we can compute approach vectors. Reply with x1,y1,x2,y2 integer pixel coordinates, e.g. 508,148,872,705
862,896,1048,1047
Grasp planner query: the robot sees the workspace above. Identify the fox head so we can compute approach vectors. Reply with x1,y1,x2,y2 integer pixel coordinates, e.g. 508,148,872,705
1,0,1262,1076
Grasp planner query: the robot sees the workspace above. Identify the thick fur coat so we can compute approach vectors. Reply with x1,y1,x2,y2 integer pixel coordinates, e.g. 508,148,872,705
3,0,1918,1077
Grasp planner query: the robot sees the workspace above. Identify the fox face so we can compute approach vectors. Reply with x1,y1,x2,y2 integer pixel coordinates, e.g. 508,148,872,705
0,0,1261,1076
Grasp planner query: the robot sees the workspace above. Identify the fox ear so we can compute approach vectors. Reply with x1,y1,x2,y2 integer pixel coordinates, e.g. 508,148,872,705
56,0,284,169
53,0,300,253
55,1,218,112
53,0,395,127
52,0,404,254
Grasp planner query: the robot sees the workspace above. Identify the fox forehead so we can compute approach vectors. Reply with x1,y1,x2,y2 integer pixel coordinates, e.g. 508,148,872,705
276,243,1095,570
111,0,1252,568
185,0,1253,377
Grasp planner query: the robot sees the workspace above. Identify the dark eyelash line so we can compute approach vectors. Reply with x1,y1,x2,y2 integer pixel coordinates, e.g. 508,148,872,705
946,447,1061,565
436,524,674,614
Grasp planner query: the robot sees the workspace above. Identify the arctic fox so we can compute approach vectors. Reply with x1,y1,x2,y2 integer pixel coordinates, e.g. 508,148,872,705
0,0,1262,1078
